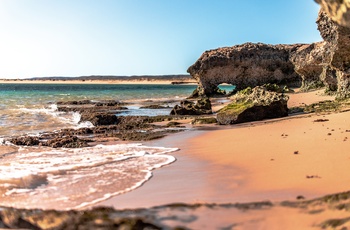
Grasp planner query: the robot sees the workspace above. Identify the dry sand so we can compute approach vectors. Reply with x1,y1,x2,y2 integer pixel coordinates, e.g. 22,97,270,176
98,89,350,229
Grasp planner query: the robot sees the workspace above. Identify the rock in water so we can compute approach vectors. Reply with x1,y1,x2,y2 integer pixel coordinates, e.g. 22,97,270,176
170,97,212,115
217,86,289,125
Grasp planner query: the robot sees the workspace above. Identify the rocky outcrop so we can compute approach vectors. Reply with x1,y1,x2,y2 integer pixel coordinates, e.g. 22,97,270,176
317,11,350,97
315,0,350,27
170,97,212,115
187,43,302,96
289,42,328,90
188,5,350,98
217,86,289,125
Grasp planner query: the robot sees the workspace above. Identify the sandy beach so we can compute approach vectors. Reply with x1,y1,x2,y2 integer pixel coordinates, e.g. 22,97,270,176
98,89,350,228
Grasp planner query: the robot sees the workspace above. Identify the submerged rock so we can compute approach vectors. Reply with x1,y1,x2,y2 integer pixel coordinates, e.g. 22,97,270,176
170,97,212,115
217,86,289,125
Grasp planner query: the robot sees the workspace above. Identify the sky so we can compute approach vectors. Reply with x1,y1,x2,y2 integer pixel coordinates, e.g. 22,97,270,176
0,0,322,79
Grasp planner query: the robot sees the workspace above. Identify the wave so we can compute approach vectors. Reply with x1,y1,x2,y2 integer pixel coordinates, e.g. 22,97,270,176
0,143,178,210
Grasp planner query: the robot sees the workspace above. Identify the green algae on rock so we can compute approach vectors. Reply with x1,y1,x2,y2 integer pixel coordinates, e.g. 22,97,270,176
217,86,289,125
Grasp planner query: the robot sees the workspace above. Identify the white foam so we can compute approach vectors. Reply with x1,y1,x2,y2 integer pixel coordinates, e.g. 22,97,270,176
0,143,178,210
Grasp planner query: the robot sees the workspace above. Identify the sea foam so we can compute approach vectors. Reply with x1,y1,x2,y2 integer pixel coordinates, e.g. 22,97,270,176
0,143,178,210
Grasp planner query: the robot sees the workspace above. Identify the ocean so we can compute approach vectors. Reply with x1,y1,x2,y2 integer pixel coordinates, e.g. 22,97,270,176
0,83,233,210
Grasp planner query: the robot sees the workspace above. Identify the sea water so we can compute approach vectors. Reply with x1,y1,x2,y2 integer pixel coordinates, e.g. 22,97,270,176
0,83,197,210
0,83,234,210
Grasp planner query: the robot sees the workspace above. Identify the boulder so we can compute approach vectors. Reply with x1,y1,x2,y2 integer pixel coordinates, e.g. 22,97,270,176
170,98,212,115
80,112,119,126
217,86,289,125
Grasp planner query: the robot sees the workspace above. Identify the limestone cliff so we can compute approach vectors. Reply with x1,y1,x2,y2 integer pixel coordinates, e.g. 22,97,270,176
188,5,350,98
187,43,302,96
317,11,350,97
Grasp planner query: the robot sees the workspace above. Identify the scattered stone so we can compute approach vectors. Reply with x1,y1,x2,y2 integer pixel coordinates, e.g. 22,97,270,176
170,97,212,115
191,117,217,125
140,104,170,109
313,119,329,122
166,121,183,127
294,151,299,155
297,195,305,200
10,136,40,146
306,175,321,179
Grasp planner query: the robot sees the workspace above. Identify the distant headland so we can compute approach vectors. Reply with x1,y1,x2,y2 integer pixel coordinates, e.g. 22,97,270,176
0,74,196,85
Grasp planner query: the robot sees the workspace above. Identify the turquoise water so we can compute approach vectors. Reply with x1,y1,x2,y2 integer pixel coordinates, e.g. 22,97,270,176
0,83,236,210
0,83,198,137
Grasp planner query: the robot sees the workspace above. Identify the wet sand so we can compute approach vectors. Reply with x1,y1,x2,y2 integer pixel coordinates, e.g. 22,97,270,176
100,89,342,209
96,89,350,228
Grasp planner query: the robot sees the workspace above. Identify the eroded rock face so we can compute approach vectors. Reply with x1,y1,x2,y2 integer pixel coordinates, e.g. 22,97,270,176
289,42,327,90
188,7,350,98
187,43,302,96
315,0,350,27
217,86,289,125
317,11,350,96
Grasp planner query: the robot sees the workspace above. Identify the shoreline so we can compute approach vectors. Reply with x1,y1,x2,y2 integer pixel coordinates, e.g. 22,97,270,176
99,88,341,209
0,79,197,85
93,89,350,228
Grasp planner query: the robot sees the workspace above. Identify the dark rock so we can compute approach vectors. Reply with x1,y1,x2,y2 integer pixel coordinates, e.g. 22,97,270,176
10,136,40,146
140,104,169,109
170,98,212,115
166,121,183,127
217,86,289,125
44,136,90,148
191,117,217,125
80,112,119,126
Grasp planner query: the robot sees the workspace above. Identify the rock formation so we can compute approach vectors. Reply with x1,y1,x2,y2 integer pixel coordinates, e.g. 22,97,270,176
188,4,350,98
317,11,350,97
187,43,302,96
315,0,350,27
216,86,289,125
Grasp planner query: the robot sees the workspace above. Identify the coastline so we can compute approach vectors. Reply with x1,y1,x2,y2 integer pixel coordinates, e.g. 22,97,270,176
0,79,197,85
99,89,341,209
94,89,350,228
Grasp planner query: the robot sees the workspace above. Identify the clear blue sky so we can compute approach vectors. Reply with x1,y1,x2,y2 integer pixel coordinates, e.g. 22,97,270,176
0,0,321,78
